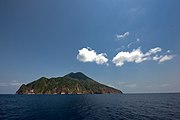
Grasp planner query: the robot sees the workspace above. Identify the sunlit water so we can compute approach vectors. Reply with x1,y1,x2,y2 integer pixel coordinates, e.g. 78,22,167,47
0,93,180,120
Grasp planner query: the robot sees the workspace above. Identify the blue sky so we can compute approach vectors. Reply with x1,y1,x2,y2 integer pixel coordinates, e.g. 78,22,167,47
0,0,180,93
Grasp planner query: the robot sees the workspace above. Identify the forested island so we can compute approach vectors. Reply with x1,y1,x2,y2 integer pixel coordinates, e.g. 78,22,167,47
16,72,122,94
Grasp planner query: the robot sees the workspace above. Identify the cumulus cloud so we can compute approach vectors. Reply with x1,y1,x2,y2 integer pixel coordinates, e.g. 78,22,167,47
159,55,175,63
112,47,175,67
116,32,129,40
77,47,108,65
77,47,175,67
112,48,147,67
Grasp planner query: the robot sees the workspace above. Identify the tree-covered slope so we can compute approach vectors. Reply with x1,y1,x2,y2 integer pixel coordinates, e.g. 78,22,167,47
16,72,122,94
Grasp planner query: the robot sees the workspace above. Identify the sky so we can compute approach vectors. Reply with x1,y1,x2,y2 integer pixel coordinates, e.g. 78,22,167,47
0,0,180,94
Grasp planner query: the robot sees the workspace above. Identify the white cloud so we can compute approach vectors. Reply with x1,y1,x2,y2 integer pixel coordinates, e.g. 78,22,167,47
153,55,162,61
116,32,129,40
153,54,175,63
149,47,162,54
159,55,175,63
95,53,109,65
112,48,147,67
77,46,175,67
112,47,175,67
145,47,162,56
77,47,108,65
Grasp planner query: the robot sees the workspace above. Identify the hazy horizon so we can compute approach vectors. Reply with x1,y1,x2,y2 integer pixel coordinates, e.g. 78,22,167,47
0,0,180,94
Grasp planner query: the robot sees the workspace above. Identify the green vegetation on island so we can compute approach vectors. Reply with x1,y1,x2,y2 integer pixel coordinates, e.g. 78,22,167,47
16,72,122,94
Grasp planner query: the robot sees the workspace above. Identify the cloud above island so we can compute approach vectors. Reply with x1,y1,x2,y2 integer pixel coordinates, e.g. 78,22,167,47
77,47,175,67
112,48,146,67
77,47,108,65
112,47,175,67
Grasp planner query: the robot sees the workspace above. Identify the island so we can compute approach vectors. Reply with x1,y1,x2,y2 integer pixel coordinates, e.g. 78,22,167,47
16,72,122,94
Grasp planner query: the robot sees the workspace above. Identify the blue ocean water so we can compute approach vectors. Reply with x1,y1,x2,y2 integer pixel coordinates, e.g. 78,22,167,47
0,93,180,120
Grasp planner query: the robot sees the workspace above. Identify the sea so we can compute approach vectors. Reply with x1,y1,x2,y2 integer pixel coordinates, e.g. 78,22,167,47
0,93,180,120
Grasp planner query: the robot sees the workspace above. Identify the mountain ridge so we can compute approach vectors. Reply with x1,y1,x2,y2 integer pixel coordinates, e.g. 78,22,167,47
16,72,122,94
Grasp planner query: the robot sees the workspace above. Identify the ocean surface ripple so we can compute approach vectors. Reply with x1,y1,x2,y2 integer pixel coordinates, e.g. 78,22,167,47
0,93,180,120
